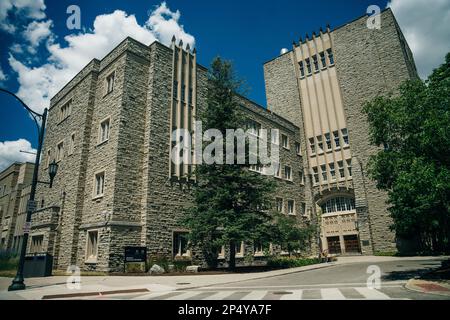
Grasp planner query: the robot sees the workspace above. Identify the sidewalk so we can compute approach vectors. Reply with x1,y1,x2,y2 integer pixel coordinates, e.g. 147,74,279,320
405,279,450,297
0,255,447,300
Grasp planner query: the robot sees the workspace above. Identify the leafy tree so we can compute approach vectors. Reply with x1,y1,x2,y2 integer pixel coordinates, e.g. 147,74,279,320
184,57,307,269
363,53,450,253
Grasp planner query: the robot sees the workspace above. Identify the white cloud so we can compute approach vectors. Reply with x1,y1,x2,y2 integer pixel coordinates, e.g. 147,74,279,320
0,139,36,171
388,0,450,78
0,0,46,33
0,66,6,82
23,20,53,51
8,2,195,114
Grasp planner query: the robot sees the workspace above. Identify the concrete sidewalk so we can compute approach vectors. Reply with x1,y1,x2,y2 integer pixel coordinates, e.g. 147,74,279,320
0,255,447,300
405,279,450,297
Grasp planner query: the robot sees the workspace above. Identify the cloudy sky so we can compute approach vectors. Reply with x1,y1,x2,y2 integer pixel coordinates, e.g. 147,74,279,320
0,0,449,171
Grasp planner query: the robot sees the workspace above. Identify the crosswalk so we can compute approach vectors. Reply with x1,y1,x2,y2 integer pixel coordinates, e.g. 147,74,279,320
129,287,397,300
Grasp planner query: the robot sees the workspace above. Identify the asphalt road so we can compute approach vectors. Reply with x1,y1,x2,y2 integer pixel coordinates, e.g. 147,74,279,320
196,258,449,300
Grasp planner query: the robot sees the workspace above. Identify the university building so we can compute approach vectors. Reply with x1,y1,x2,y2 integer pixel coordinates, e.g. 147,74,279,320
14,8,416,271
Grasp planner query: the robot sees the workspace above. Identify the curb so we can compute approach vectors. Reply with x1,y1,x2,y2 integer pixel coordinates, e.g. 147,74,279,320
405,279,450,297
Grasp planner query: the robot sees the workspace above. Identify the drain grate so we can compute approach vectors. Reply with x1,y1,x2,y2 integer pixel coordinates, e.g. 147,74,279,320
273,291,293,295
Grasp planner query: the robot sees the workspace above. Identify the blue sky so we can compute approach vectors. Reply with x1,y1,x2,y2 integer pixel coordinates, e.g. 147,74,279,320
0,0,449,170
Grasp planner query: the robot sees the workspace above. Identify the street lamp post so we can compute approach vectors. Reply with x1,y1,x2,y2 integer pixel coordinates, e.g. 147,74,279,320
0,88,57,291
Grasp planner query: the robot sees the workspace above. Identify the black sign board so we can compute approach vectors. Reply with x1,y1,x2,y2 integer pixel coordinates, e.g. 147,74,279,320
124,246,147,263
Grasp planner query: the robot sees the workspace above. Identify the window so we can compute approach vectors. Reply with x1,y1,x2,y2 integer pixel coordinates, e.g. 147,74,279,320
295,142,301,155
99,117,110,144
320,52,327,68
281,134,289,149
305,58,312,74
250,164,263,173
329,163,336,180
313,167,319,184
276,197,283,213
46,149,51,168
327,48,335,65
338,161,345,178
284,165,292,181
173,232,190,257
299,170,305,185
325,133,332,150
274,162,282,178
309,138,316,154
287,200,295,215
173,80,178,98
313,55,319,72
342,128,349,145
106,72,115,94
86,230,98,262
59,100,71,122
181,84,186,102
333,131,340,148
321,164,327,181
317,136,324,153
188,87,193,105
236,241,244,257
299,61,305,77
301,202,306,216
68,133,75,155
321,197,355,214
254,242,263,256
94,171,105,197
346,159,352,177
247,120,261,137
30,235,43,253
56,141,64,162
218,246,225,259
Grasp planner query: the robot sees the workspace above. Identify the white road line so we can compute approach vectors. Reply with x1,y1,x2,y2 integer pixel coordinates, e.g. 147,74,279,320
203,281,405,290
130,291,175,300
166,291,204,300
320,288,346,300
202,291,236,300
279,290,303,300
240,291,268,300
354,287,391,300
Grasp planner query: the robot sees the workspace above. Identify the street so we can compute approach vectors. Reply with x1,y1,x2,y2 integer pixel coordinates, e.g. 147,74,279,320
2,256,446,300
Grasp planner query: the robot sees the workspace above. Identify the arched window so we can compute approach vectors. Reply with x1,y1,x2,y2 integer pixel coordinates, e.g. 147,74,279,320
320,197,355,214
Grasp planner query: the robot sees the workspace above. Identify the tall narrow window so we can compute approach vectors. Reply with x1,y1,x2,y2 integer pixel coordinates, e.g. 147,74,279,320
327,48,335,65
99,118,110,144
317,136,324,153
281,134,289,149
329,163,336,180
276,197,283,213
57,141,64,161
295,142,301,155
342,128,349,145
181,84,186,102
321,164,327,181
173,232,190,257
106,72,115,94
309,138,316,154
30,235,43,253
86,230,98,262
320,52,327,68
287,200,295,215
299,61,305,77
338,161,345,178
313,55,319,72
299,170,305,185
333,131,340,148
325,133,332,150
313,167,319,184
284,165,292,181
68,133,75,155
236,242,244,257
60,100,71,122
271,129,279,145
247,120,261,137
346,159,352,177
274,162,282,178
46,149,51,168
173,80,178,98
305,58,312,74
94,171,105,197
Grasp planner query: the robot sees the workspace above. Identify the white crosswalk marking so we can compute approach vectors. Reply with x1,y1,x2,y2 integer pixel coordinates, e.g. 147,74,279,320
279,290,303,300
166,291,204,300
202,291,236,300
320,288,346,300
131,291,176,300
240,291,268,300
354,287,391,300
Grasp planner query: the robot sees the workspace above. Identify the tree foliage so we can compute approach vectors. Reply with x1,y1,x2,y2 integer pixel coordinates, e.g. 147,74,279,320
364,53,450,253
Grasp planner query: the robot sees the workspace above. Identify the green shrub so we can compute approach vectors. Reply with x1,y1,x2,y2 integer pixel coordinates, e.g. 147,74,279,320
147,254,170,273
172,259,192,272
266,256,321,269
0,250,19,271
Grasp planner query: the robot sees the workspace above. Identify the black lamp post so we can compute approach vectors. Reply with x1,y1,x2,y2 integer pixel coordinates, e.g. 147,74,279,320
0,88,57,291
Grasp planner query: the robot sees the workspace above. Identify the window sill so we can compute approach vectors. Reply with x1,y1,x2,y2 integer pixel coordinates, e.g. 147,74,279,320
103,90,113,99
92,194,104,201
254,253,265,257
57,116,70,125
288,213,296,216
235,254,244,259
96,139,109,147
85,258,98,264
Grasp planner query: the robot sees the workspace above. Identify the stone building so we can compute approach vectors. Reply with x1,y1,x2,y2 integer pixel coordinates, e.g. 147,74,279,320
25,8,416,271
0,162,34,252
